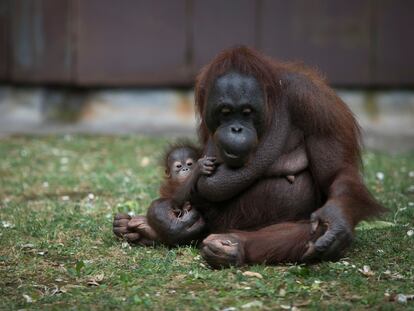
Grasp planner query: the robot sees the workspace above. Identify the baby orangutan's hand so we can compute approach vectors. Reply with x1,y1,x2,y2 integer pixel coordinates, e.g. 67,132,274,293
199,156,217,176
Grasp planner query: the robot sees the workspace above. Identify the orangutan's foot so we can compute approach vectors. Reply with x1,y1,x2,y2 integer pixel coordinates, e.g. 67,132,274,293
200,233,245,269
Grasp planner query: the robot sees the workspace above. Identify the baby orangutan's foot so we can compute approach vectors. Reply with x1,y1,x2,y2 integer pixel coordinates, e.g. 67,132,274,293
200,234,245,269
127,216,159,245
113,213,159,246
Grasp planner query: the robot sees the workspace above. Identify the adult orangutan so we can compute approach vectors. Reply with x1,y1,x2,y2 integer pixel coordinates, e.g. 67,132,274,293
113,46,385,268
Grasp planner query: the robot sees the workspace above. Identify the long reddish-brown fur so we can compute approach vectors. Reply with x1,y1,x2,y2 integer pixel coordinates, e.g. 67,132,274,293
159,179,182,200
194,46,385,263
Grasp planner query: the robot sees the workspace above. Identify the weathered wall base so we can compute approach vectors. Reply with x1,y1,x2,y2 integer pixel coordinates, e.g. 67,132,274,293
0,86,413,153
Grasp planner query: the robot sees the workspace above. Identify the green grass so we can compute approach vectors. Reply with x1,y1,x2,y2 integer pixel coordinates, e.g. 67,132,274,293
0,135,413,310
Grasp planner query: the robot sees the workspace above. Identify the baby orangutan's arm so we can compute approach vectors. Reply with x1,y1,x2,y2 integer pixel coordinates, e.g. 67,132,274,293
171,156,217,208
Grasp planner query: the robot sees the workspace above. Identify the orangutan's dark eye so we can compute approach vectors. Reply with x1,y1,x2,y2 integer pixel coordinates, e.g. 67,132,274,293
221,107,231,116
242,108,252,116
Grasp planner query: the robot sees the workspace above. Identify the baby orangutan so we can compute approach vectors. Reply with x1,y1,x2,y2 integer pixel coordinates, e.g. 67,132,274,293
160,143,216,214
113,143,216,245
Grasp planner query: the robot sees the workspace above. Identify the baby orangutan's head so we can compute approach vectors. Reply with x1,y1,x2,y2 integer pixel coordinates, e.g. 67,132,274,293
166,147,198,183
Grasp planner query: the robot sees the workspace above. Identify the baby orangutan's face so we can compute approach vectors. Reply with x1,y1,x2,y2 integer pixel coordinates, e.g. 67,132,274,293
167,148,197,182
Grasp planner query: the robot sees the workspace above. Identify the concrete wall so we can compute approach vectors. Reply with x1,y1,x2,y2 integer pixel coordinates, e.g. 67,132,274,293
0,86,413,153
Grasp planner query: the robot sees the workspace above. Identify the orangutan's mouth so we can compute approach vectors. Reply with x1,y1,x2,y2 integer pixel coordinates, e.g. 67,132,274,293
224,150,239,159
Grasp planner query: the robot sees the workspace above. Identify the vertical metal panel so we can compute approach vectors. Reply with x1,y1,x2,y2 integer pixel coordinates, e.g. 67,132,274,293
374,0,414,85
10,0,72,83
3,0,414,87
260,0,372,85
75,0,188,86
0,0,9,80
192,0,257,70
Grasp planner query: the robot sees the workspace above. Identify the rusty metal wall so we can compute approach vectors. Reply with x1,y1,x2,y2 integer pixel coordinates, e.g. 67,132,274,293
9,0,72,83
75,0,189,86
192,0,257,69
0,0,9,79
260,0,373,85
374,0,414,85
1,0,414,87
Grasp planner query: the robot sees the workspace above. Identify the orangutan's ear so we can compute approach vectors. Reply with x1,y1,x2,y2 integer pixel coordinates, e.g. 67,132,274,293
165,169,171,178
